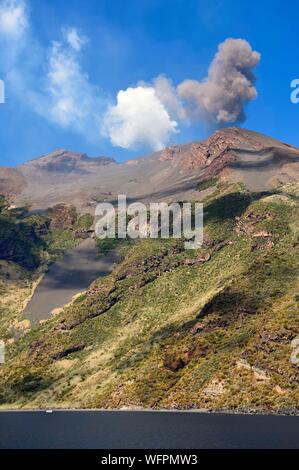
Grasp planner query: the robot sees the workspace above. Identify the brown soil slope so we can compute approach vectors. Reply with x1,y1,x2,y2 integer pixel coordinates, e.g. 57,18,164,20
1,127,299,211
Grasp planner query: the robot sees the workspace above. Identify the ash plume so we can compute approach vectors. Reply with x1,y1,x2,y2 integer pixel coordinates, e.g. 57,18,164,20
177,38,261,127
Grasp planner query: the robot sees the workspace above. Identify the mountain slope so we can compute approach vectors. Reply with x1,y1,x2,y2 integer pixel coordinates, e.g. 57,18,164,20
0,167,27,200
0,128,298,412
0,180,298,412
2,127,298,212
20,150,116,175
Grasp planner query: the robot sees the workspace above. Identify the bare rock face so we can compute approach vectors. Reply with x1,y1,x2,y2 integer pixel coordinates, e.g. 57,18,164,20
0,167,27,199
202,379,225,397
235,211,273,236
159,127,299,191
20,149,116,175
51,343,85,361
160,142,211,169
2,127,299,211
163,345,209,372
159,127,268,169
46,203,77,231
163,352,190,372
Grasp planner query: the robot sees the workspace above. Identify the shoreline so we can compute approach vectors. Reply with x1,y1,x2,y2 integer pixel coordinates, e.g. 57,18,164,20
0,408,298,417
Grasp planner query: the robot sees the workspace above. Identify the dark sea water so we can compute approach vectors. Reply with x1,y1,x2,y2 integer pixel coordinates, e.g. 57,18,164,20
0,411,298,449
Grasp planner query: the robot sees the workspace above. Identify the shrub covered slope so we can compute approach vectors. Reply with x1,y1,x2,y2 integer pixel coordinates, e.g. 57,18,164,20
0,183,298,412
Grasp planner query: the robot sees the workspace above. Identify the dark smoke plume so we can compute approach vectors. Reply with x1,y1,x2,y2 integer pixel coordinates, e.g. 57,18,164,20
177,38,261,127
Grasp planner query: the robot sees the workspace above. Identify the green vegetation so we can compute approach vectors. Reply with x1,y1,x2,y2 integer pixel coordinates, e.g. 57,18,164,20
196,177,218,192
0,200,45,270
0,184,298,412
42,229,79,261
0,195,9,214
75,213,93,230
0,198,46,340
96,236,133,256
0,197,91,341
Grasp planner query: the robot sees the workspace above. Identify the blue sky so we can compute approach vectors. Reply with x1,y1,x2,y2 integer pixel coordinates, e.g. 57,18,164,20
0,0,298,166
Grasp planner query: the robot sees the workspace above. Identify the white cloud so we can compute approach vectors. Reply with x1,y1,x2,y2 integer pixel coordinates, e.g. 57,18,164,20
0,2,105,142
0,0,39,101
35,37,107,141
0,2,106,146
64,27,88,52
0,7,260,153
26,27,107,144
0,0,28,36
47,40,89,127
102,86,178,151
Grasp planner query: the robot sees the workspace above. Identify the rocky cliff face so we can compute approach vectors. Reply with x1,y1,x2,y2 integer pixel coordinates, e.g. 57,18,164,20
0,167,27,200
160,127,299,169
1,127,299,212
46,203,78,230
20,150,116,175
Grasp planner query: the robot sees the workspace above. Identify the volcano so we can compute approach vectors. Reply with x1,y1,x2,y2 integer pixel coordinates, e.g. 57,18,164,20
1,127,299,211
